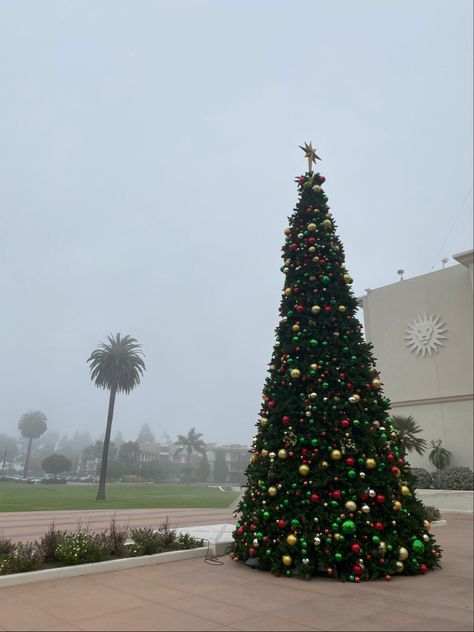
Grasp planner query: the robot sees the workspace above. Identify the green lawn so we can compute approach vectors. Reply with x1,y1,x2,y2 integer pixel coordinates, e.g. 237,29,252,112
0,483,239,512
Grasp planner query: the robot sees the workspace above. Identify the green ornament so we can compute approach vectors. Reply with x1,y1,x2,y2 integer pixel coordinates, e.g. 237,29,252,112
353,419,360,427
335,553,343,562
309,339,318,347
342,520,356,535
372,535,380,544
412,540,425,554
263,511,270,519
291,519,300,527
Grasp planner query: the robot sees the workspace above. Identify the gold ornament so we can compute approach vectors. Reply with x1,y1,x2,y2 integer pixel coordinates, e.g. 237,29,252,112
307,223,317,231
284,288,292,296
286,534,298,546
299,464,310,476
400,485,410,497
308,246,316,253
398,547,409,561
338,305,346,313
372,378,381,388
284,228,291,235
348,396,357,404
311,305,321,314
278,449,288,460
395,561,405,573
321,460,329,468
345,500,357,512
343,273,352,283
378,541,387,553
259,417,268,426
292,324,300,332
261,449,269,458
322,219,332,228
309,275,317,282
290,368,301,379
312,184,321,193
331,450,342,461
282,554,293,567
268,486,278,497
393,500,402,510
365,458,377,469
353,394,360,402
250,454,257,464
310,363,318,370
423,520,431,530
309,392,317,399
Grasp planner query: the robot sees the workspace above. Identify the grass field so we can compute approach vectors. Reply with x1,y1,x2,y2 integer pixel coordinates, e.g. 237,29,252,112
0,483,239,512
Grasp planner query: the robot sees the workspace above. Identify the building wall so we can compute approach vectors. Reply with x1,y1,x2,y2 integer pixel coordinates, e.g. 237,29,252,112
360,258,473,470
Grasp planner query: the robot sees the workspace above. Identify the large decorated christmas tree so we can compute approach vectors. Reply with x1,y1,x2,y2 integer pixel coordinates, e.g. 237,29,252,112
232,144,442,581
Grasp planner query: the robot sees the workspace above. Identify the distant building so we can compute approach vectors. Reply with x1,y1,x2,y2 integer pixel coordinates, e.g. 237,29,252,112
358,249,473,470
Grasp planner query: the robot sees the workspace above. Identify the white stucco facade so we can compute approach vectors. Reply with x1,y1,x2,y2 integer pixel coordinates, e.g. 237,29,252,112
359,250,473,470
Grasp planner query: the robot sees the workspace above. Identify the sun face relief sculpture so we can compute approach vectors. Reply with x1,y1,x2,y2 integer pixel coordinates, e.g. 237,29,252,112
404,313,448,357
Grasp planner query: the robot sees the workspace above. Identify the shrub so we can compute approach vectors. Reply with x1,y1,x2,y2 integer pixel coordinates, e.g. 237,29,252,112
176,533,204,550
0,537,15,556
128,527,164,556
410,467,433,489
106,518,129,557
7,543,43,574
422,505,441,522
432,466,474,490
55,533,110,565
39,524,67,563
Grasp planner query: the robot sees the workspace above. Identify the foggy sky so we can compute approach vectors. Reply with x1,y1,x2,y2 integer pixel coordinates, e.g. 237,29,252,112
0,0,472,446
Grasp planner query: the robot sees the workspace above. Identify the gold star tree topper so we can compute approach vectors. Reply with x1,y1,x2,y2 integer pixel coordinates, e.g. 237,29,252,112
299,141,321,173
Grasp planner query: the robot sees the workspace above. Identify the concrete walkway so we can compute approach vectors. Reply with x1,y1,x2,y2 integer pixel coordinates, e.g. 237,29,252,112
0,507,238,544
0,513,472,631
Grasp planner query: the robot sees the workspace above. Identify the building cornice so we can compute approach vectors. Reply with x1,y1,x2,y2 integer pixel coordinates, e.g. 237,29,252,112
389,393,473,408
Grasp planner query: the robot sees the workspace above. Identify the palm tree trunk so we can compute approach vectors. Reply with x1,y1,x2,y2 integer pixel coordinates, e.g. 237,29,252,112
96,385,117,501
23,437,33,478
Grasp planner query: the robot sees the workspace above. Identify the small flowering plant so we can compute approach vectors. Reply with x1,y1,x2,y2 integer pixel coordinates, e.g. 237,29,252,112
55,533,110,565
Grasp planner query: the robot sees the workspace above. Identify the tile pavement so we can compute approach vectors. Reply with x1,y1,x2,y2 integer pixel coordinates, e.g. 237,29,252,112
0,512,471,631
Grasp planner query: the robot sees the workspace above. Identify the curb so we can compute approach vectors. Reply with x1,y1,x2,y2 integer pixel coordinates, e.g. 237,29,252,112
0,546,209,589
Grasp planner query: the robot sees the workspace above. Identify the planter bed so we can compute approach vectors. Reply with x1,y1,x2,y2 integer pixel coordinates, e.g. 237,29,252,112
0,544,209,588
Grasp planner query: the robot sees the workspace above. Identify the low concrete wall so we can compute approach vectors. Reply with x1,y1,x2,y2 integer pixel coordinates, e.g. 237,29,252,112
417,489,473,512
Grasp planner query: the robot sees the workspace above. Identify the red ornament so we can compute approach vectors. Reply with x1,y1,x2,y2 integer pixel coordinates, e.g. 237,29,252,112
375,522,384,532
376,494,385,504
351,543,361,554
353,564,363,576
248,547,255,557
346,457,355,466
282,415,290,424
324,306,332,313
385,575,392,581
387,453,395,462
332,490,342,500
340,419,350,429
296,305,305,312
420,564,427,575
310,493,320,503
268,401,275,408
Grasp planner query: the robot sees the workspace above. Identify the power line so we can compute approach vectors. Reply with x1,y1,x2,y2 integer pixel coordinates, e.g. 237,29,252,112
431,183,473,270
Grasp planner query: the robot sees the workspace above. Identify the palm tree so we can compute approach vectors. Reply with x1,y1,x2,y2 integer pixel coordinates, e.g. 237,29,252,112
391,415,427,457
18,410,48,478
429,439,452,471
87,333,145,500
174,428,206,485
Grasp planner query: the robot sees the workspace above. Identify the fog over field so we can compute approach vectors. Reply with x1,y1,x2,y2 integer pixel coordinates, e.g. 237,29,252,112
0,0,472,446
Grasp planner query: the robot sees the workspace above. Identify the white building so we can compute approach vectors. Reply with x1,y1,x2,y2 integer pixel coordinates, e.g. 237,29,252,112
359,249,473,470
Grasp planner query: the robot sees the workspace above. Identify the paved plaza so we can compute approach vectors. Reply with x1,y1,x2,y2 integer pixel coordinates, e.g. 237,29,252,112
0,511,472,631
